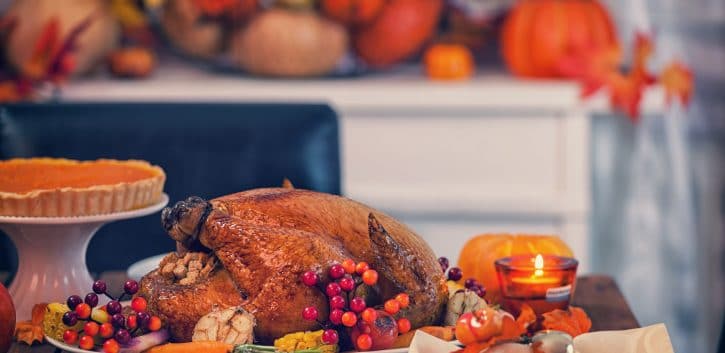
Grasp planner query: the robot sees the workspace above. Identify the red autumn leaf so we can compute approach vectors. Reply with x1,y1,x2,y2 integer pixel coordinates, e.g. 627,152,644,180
22,17,60,80
47,12,94,83
660,60,694,107
631,32,657,86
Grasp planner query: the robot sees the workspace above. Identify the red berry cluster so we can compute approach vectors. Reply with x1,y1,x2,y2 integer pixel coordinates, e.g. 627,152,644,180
300,259,412,351
438,257,486,298
61,280,162,353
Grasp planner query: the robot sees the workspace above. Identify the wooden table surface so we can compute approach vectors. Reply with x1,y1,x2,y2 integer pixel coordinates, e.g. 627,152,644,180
6,273,638,353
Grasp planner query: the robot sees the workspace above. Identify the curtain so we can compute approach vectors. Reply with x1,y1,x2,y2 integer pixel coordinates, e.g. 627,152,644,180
594,1,725,353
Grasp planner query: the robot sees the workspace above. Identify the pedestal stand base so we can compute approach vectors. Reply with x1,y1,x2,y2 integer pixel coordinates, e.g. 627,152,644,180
0,194,168,320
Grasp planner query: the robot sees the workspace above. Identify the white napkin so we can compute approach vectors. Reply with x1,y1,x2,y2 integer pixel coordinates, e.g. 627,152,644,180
573,324,674,353
408,331,460,353
406,324,674,353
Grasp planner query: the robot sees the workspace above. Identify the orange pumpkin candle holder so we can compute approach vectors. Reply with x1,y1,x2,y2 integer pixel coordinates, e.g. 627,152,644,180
495,255,578,317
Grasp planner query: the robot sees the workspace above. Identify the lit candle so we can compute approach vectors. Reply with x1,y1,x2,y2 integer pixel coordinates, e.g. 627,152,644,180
510,255,560,285
495,254,578,316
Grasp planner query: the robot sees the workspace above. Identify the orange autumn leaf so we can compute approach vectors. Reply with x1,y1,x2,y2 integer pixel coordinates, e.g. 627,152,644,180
515,303,537,331
541,306,592,338
455,305,535,353
660,60,693,107
15,303,47,345
608,72,645,121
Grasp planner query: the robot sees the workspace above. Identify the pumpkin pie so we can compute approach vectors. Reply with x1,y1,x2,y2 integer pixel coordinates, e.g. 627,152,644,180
0,158,165,217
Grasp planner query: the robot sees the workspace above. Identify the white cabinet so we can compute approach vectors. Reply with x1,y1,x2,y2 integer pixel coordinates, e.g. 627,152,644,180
340,99,591,270
62,61,663,273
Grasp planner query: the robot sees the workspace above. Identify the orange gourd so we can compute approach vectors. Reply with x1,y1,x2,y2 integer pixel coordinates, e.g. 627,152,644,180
457,234,573,303
321,0,385,25
501,0,618,78
354,0,443,68
424,44,475,80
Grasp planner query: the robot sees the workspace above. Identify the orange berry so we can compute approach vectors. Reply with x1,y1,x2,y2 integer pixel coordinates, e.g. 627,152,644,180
103,338,120,353
356,333,373,351
362,269,378,286
361,308,377,324
384,299,400,315
395,293,410,308
355,261,370,275
75,303,92,319
342,259,356,274
148,316,162,331
62,330,78,345
100,323,114,338
83,321,99,336
131,297,147,312
341,311,358,327
397,318,411,334
126,315,137,330
79,335,94,350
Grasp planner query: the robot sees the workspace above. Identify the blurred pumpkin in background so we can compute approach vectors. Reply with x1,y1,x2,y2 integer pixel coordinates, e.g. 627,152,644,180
457,234,573,303
161,0,226,59
229,8,349,77
4,0,120,76
321,0,385,25
423,43,475,80
354,0,444,68
501,0,618,78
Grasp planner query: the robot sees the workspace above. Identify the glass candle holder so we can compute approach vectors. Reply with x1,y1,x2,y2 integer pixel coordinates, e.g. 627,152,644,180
495,254,578,316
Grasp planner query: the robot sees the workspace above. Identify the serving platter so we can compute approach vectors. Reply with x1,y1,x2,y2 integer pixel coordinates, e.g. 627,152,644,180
46,334,410,353
46,335,98,353
127,254,168,281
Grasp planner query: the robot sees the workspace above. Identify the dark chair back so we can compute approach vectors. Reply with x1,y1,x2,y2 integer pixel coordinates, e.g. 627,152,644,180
0,102,340,275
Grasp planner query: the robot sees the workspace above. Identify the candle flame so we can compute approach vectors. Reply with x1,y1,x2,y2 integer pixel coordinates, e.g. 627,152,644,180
534,254,544,277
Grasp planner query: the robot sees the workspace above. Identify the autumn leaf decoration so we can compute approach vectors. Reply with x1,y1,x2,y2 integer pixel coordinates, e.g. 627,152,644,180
560,32,693,122
541,305,592,338
0,14,94,102
455,304,537,353
14,303,47,345
660,60,694,107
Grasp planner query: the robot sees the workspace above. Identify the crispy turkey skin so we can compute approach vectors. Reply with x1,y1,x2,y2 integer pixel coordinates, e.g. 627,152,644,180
139,188,448,343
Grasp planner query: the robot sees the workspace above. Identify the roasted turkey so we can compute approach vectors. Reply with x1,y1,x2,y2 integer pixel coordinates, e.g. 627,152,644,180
138,187,448,343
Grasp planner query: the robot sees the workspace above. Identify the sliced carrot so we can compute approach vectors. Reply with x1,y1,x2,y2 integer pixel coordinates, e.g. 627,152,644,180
144,341,233,353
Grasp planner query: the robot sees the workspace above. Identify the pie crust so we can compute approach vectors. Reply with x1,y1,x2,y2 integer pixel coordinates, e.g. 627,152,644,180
0,158,166,217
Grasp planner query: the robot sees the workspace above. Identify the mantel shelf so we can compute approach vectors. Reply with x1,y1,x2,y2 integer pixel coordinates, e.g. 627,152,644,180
60,59,664,116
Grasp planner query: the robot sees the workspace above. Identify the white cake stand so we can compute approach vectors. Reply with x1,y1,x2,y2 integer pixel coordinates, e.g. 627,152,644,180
0,194,168,320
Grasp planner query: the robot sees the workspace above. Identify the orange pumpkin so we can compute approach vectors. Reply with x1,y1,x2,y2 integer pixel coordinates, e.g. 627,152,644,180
354,0,443,68
424,43,475,80
321,0,385,25
457,234,573,303
501,0,618,78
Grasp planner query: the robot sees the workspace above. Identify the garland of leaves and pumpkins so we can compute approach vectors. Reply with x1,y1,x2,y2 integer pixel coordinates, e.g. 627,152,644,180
0,0,693,122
